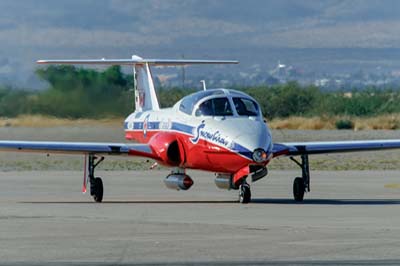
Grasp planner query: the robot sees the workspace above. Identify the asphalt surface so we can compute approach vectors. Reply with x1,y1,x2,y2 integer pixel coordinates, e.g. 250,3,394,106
1,170,400,265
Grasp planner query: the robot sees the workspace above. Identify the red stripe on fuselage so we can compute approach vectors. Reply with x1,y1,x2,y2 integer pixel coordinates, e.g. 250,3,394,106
125,130,261,173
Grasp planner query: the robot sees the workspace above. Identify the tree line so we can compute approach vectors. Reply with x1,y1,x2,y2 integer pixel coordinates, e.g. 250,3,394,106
0,65,399,119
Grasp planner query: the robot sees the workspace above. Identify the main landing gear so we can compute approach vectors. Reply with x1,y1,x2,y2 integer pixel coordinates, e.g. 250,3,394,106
88,154,105,202
290,154,310,202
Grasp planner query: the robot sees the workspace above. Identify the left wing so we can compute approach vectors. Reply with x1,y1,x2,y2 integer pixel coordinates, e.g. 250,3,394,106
272,139,400,157
0,140,157,159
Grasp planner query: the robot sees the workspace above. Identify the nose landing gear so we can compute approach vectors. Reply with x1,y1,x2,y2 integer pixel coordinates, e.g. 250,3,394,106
239,181,251,204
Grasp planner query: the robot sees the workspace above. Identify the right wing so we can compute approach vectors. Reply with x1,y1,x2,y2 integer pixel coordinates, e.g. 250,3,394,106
0,140,158,159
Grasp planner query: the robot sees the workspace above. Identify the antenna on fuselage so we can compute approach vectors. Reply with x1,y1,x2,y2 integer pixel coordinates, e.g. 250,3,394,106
200,80,207,91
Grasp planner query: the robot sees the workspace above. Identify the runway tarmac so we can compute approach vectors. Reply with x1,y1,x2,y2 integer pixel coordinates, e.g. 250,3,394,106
1,169,400,265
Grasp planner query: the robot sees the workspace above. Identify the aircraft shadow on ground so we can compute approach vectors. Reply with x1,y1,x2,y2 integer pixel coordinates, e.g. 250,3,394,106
252,198,400,205
20,198,400,205
20,200,238,204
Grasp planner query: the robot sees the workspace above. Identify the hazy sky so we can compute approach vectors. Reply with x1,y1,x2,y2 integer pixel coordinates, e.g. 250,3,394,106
2,0,399,50
0,0,400,86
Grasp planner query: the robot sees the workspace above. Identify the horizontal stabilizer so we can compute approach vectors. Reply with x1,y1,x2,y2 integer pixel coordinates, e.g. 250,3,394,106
37,58,239,66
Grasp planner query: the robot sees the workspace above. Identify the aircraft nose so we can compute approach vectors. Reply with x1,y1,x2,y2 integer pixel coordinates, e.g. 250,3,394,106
233,118,272,157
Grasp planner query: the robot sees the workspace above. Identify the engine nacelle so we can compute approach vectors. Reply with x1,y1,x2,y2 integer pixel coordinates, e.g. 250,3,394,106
164,174,194,191
214,173,237,190
149,132,185,166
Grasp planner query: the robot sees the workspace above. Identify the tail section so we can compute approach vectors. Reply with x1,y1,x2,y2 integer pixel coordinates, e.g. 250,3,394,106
37,55,238,112
133,56,159,112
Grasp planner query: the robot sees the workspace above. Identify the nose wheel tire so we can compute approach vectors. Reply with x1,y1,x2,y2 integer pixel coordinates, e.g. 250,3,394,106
293,177,305,202
239,183,251,204
92,177,104,203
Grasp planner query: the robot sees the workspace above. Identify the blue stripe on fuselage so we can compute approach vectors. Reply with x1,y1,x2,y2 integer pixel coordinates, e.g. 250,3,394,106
127,120,253,160
147,122,160,130
171,122,194,135
231,142,253,160
130,122,191,133
132,122,160,130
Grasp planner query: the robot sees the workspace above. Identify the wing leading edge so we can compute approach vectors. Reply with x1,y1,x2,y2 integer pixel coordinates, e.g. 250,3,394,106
0,140,157,158
273,139,400,157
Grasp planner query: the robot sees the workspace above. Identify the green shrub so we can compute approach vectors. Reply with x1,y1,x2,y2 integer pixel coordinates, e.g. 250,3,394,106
1,67,400,120
335,119,354,130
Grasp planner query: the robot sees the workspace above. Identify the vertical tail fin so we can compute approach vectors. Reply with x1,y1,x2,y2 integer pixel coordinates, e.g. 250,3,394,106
133,56,159,112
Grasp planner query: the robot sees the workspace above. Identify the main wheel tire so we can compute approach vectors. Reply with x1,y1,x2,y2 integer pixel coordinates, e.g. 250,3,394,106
239,184,251,204
93,177,104,203
293,177,305,202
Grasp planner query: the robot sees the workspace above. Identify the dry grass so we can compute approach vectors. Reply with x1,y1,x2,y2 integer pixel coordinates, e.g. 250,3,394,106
269,116,336,130
353,114,400,130
1,114,400,130
0,115,123,128
269,114,400,130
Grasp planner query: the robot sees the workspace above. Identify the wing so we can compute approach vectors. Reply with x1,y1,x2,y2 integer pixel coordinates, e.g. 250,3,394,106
0,140,157,159
272,139,400,157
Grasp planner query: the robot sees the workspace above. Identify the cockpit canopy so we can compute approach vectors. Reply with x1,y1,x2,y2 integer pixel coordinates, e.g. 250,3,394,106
177,89,261,117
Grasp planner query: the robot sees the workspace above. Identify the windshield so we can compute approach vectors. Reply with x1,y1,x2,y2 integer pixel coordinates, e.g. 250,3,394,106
179,90,225,115
195,97,233,116
232,97,259,116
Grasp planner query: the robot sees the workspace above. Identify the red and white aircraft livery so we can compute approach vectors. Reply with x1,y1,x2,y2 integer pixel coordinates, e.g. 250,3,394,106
1,55,400,203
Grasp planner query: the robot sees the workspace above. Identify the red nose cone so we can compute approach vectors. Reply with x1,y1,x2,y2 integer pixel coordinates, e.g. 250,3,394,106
183,176,194,189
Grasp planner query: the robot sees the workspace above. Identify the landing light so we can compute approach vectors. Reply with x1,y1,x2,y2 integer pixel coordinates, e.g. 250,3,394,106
252,149,268,163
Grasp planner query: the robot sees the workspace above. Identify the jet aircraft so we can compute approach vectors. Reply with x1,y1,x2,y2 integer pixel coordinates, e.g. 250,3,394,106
1,55,400,203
